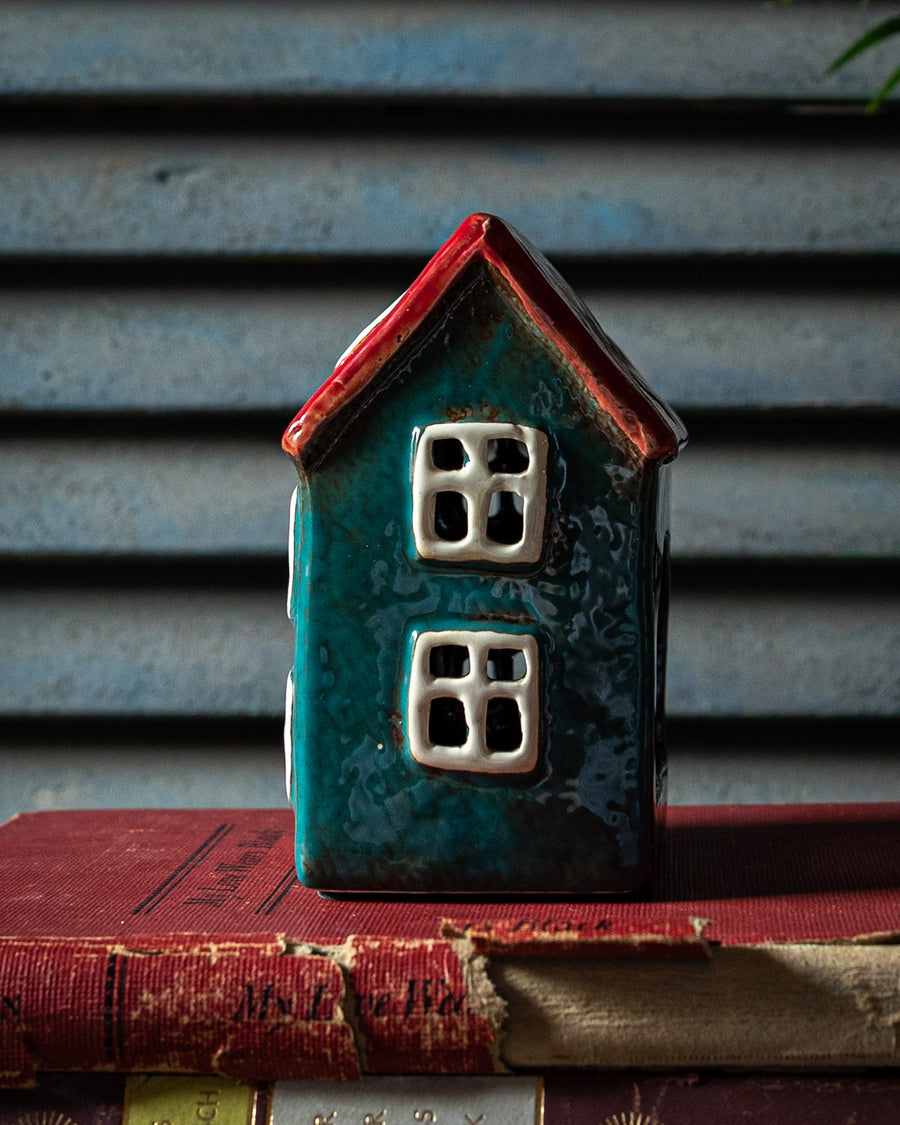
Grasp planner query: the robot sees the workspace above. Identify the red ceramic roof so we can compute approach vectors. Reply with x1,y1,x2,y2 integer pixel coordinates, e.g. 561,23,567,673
283,213,687,464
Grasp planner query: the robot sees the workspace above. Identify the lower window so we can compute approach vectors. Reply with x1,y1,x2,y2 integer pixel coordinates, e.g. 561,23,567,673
407,629,539,773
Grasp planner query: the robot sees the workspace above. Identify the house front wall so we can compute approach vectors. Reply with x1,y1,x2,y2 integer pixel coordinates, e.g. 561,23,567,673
289,265,666,893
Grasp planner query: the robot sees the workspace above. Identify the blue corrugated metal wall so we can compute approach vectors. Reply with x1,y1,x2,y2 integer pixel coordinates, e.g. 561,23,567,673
0,2,897,820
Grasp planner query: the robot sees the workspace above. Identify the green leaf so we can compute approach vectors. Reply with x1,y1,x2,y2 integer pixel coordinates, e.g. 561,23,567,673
866,62,900,112
827,15,900,74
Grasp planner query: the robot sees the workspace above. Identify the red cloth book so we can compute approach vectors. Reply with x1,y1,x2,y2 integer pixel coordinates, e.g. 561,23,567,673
0,804,898,1085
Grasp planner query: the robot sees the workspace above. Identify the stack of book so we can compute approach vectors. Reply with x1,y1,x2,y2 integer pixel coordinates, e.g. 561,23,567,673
2,804,899,1120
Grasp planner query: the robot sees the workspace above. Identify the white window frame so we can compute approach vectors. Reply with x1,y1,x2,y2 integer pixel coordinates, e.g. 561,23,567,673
412,422,548,564
407,629,539,774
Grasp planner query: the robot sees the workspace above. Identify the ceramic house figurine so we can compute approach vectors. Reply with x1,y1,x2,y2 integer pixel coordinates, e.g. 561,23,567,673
282,213,686,894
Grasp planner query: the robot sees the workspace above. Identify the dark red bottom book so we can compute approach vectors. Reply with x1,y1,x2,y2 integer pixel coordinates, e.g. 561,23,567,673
544,1071,900,1123
1,804,898,1084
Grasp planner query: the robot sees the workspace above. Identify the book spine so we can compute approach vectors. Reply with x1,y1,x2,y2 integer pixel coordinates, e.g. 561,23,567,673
0,935,359,1085
349,937,502,1073
0,935,502,1086
0,1074,267,1125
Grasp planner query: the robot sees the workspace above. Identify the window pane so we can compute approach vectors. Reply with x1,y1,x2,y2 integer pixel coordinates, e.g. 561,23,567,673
432,437,467,470
434,491,468,541
487,438,529,473
486,648,526,681
430,644,471,678
485,697,523,751
412,423,547,565
486,491,524,544
429,697,469,747
408,628,539,773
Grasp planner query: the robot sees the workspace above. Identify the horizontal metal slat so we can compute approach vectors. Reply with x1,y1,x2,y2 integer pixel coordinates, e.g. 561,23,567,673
0,1,892,102
0,589,289,718
1,134,897,257
672,444,900,561
1,588,896,718
2,286,898,413
2,728,898,826
2,439,898,561
0,740,286,828
668,590,900,719
667,730,900,807
0,440,294,557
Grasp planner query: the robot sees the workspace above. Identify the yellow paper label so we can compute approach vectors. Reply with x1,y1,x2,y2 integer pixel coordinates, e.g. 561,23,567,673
124,1076,261,1125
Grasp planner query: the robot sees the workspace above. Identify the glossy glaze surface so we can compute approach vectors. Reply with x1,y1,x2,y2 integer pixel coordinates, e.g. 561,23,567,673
287,259,671,893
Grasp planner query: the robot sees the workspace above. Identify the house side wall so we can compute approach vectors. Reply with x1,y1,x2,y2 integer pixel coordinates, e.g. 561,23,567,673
650,460,673,820
290,269,661,893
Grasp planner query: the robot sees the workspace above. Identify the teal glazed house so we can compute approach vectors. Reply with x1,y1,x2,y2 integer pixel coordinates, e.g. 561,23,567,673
282,214,686,894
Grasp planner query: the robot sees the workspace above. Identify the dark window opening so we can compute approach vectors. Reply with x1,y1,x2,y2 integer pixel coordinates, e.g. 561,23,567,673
485,697,523,752
486,648,526,681
486,491,524,544
430,644,470,678
432,437,466,470
434,491,468,541
429,697,468,747
487,438,529,473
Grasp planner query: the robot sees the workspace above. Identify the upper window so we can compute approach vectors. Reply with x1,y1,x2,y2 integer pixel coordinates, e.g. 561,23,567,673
412,422,548,565
407,628,539,774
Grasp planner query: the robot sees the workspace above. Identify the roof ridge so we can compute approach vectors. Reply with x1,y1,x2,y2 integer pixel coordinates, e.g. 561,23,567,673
283,213,686,465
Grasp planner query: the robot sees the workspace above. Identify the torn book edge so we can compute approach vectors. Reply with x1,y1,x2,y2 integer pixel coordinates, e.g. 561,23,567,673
440,915,711,958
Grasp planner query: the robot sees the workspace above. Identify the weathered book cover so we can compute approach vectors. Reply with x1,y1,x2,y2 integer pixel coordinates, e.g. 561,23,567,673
543,1071,900,1123
0,1074,127,1125
0,804,898,1085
